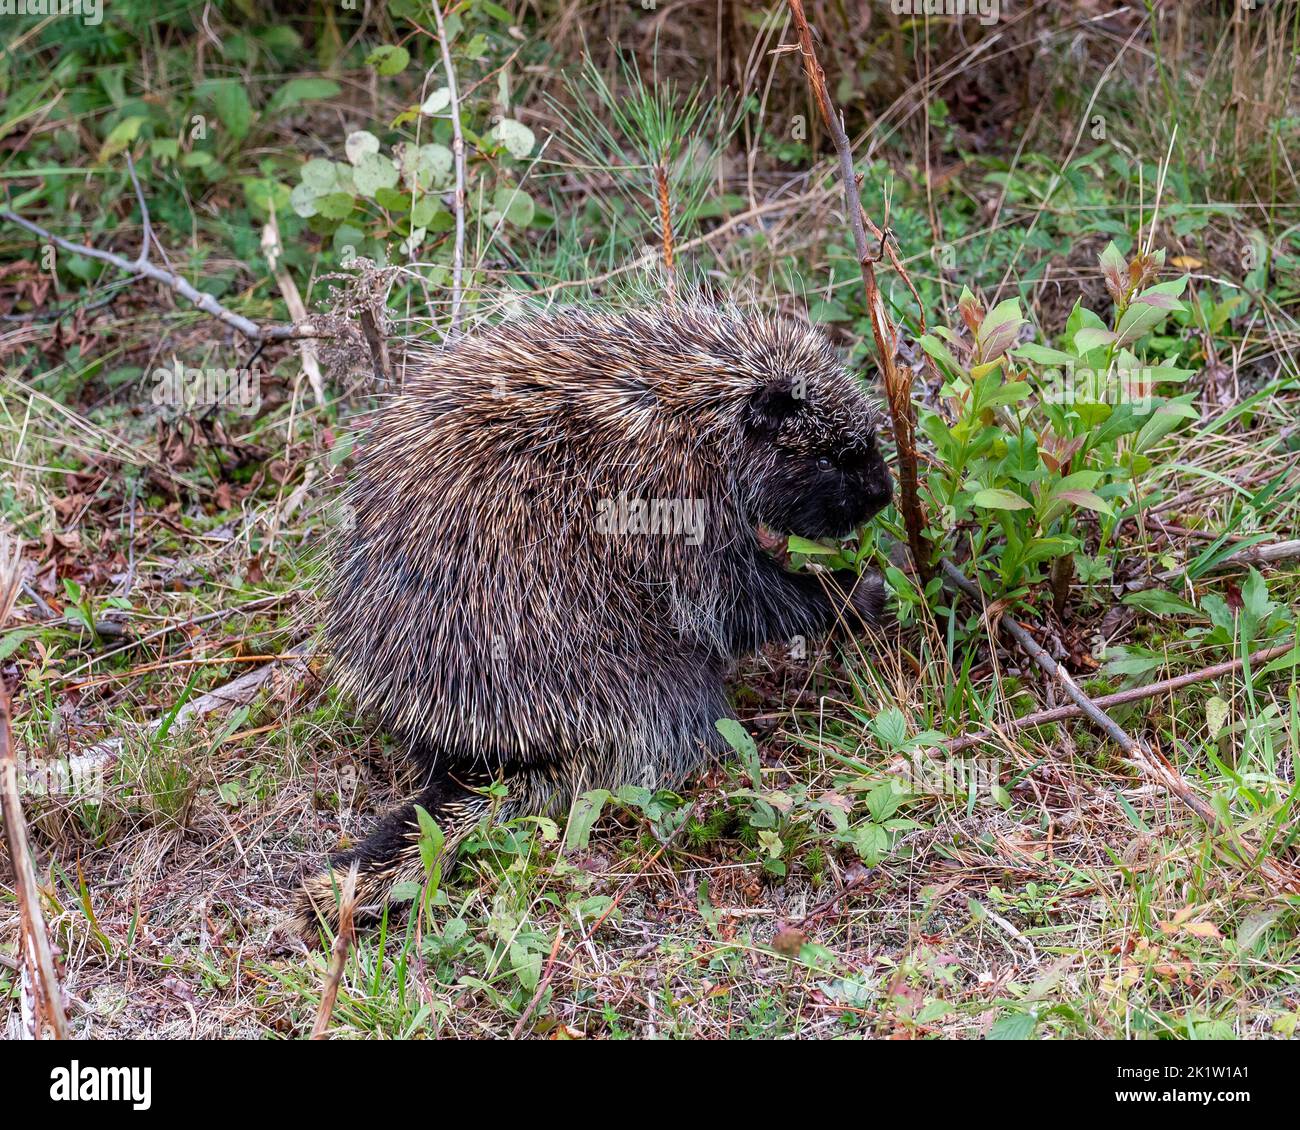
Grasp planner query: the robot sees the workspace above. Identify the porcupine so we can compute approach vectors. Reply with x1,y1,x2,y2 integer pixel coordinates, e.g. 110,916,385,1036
294,301,893,934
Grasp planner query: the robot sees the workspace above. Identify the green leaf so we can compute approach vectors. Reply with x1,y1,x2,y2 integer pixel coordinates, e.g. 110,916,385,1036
98,115,146,162
401,143,453,191
1122,589,1199,617
972,488,1032,511
865,781,903,823
492,117,536,160
715,718,761,788
413,804,445,881
208,80,253,141
353,153,399,197
1073,326,1117,354
366,45,410,76
1259,642,1300,677
1114,278,1188,347
345,130,380,165
419,88,452,115
871,706,909,749
1013,342,1077,366
1052,489,1113,516
266,78,341,116
987,1010,1038,1040
564,790,612,850
493,185,535,227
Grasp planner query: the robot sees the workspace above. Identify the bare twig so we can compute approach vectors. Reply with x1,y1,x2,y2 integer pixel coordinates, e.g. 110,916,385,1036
785,0,931,583
939,557,1219,826
1153,537,1300,583
2,195,329,344
0,535,68,1039
125,153,153,266
311,864,358,1039
941,640,1298,756
431,1,467,336
357,303,392,385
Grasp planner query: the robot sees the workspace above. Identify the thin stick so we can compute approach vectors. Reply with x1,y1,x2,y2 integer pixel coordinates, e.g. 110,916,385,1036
942,640,1297,755
0,537,68,1039
939,557,1218,826
310,864,358,1039
1154,537,1300,583
260,217,325,405
431,0,467,336
785,0,931,583
1,209,327,343
125,153,153,266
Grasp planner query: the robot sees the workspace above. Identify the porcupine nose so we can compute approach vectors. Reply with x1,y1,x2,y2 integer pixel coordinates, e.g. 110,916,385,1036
863,457,893,517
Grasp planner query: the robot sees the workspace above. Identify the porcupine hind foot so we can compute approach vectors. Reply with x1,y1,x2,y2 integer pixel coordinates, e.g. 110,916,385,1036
293,762,501,942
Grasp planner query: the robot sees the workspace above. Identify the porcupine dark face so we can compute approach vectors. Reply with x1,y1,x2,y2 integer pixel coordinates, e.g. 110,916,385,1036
741,371,893,540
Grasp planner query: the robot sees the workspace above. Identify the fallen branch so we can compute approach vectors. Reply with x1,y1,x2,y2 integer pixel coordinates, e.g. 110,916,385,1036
0,536,68,1039
941,640,1297,756
942,559,1300,890
1154,537,1300,583
939,557,1219,826
2,166,331,345
786,0,931,583
311,864,358,1039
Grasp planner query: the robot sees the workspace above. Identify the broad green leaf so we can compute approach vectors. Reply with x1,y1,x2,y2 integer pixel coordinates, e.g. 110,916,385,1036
266,78,340,115
1073,326,1117,354
972,488,1032,511
492,117,536,159
564,790,613,851
344,129,380,165
366,45,410,76
208,80,252,140
353,153,399,196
